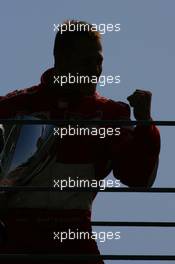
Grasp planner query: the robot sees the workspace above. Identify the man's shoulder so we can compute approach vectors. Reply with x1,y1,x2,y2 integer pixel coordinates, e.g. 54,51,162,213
0,85,42,103
94,93,131,119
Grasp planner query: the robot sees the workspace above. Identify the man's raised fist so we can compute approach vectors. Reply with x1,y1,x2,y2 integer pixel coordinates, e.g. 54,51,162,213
127,89,152,120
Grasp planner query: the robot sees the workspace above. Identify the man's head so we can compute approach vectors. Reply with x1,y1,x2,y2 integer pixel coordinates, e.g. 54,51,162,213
53,20,103,95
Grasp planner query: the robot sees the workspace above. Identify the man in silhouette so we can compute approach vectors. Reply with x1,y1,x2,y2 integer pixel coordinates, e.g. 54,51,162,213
0,20,160,263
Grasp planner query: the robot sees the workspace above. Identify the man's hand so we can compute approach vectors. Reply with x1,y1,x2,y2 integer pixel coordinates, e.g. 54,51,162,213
127,89,152,120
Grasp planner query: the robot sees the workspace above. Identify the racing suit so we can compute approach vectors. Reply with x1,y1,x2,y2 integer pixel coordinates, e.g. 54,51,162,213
0,68,161,263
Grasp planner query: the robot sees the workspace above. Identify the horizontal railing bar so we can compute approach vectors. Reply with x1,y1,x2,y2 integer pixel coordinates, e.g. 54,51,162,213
0,119,175,126
0,254,174,261
0,187,175,192
91,221,175,227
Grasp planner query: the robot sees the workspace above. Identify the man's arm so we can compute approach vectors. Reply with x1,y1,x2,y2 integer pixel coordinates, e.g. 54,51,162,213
0,86,42,155
112,90,161,187
0,89,31,118
0,83,43,119
0,90,29,161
